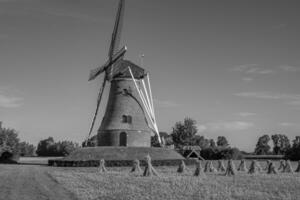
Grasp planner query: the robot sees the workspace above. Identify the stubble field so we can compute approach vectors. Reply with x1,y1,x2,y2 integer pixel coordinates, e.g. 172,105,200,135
49,160,300,200
1,159,300,200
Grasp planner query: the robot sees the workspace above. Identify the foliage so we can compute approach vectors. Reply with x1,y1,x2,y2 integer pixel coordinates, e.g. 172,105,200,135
171,117,198,147
217,136,229,147
36,137,79,156
151,132,174,147
82,135,98,147
0,127,20,155
271,134,291,155
18,142,36,157
254,135,271,155
200,147,243,160
192,135,210,149
285,136,300,160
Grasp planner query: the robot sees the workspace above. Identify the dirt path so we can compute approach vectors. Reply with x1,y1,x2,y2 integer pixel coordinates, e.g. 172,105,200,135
0,165,78,200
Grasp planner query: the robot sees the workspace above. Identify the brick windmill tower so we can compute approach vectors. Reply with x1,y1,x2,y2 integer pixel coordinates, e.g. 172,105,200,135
87,0,161,147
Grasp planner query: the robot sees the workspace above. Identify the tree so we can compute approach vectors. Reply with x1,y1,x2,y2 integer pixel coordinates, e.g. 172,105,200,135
254,135,271,155
36,137,55,156
36,137,79,156
151,132,174,147
285,136,300,160
217,136,229,147
82,135,98,147
271,134,290,155
193,135,210,149
0,127,20,155
56,141,79,156
209,139,216,148
171,117,198,147
18,142,36,156
151,135,160,147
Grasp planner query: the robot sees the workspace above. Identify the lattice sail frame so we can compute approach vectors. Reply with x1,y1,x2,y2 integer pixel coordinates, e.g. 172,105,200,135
128,67,161,144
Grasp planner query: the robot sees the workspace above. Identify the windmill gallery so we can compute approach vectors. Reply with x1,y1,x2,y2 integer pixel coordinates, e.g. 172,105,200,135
49,0,184,167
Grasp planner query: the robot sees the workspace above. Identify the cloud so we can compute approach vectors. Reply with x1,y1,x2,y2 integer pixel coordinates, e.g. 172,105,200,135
0,88,23,108
279,65,300,72
154,99,179,108
0,94,23,108
242,77,254,82
231,64,274,75
235,112,257,117
271,24,287,30
279,122,295,127
198,121,254,133
235,92,300,100
235,92,300,107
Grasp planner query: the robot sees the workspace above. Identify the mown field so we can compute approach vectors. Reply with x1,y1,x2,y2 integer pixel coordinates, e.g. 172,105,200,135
48,160,300,200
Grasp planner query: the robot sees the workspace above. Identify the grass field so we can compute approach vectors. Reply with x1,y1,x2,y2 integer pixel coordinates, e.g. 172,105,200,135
48,160,300,200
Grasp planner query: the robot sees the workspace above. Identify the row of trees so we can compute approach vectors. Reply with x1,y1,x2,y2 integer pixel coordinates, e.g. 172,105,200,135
0,126,36,157
0,123,79,157
36,137,79,157
151,117,242,160
254,134,300,160
254,134,291,155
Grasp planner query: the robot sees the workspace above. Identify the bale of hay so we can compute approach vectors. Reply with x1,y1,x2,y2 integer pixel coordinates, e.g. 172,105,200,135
248,160,259,174
264,160,271,171
177,160,187,173
217,160,226,172
278,160,285,171
204,161,217,173
283,160,294,173
295,160,300,172
237,159,248,172
224,160,236,176
143,155,159,177
131,159,142,173
99,159,107,173
267,162,278,174
256,161,262,172
194,160,206,177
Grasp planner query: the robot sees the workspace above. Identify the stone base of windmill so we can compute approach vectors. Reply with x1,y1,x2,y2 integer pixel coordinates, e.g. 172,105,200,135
48,146,190,167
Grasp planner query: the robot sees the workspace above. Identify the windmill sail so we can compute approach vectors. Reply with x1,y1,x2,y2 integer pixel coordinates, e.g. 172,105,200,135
108,0,125,80
86,0,126,143
109,0,125,58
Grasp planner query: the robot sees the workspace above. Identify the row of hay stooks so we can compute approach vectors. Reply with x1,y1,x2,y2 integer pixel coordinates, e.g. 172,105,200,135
98,155,300,177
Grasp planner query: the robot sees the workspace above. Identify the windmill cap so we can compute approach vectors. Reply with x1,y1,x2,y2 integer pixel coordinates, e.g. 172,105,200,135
111,60,146,79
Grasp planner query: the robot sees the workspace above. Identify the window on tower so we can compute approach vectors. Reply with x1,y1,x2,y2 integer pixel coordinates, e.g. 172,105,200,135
122,115,132,124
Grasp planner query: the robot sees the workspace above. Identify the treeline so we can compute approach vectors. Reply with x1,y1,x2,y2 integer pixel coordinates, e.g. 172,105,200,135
254,134,300,160
152,117,243,160
36,137,79,157
152,117,300,160
0,123,79,157
0,126,36,157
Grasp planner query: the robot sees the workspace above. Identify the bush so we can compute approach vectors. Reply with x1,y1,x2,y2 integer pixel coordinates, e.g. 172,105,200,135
285,136,300,161
200,147,243,160
36,137,79,157
0,127,20,155
18,142,36,157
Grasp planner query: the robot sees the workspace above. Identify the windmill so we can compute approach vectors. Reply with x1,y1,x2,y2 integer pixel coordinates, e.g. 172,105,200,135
87,0,161,147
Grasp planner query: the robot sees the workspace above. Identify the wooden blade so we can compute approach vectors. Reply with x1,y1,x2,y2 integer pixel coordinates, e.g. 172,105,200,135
109,0,125,59
86,75,107,142
89,46,127,81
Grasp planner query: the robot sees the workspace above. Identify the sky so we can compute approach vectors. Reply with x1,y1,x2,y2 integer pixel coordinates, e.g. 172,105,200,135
0,0,300,151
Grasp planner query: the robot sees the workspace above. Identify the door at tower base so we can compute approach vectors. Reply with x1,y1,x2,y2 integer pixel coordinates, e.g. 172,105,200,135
98,130,151,147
